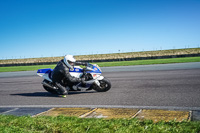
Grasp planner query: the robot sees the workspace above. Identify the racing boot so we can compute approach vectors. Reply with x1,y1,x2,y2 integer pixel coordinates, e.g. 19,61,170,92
62,87,70,98
62,95,67,98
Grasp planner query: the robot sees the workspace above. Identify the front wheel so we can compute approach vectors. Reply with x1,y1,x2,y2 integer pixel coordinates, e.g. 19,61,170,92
92,78,111,92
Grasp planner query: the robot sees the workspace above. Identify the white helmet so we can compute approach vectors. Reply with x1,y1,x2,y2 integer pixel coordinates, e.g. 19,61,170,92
63,55,76,69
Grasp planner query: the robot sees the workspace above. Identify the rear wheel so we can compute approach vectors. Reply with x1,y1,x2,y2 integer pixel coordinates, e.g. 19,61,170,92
93,78,111,92
42,80,59,95
43,85,59,94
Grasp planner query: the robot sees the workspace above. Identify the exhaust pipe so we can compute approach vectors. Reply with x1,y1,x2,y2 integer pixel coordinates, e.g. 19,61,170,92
42,81,55,90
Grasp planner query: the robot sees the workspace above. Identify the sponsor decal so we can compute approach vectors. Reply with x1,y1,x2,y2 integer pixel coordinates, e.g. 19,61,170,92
93,74,97,78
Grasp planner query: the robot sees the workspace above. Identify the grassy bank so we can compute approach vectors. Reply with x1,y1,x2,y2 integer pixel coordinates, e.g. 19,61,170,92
0,56,200,72
0,48,200,65
0,115,199,133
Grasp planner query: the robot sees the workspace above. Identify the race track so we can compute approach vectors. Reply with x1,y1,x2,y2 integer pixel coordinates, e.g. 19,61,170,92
0,62,200,110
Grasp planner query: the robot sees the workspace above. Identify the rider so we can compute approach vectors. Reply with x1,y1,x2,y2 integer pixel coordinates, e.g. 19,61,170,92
51,55,88,97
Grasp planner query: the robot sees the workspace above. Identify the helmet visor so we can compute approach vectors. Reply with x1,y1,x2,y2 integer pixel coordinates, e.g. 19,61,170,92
68,61,75,66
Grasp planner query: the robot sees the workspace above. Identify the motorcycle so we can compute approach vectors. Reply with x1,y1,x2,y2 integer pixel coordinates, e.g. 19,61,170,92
37,63,111,94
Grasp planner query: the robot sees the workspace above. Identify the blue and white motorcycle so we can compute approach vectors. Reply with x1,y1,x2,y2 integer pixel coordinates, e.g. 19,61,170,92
37,63,111,94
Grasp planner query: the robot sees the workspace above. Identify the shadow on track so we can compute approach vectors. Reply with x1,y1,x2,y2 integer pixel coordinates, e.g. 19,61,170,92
11,91,96,97
11,92,56,97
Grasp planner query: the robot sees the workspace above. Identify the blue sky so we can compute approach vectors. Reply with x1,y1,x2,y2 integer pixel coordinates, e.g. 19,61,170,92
0,0,200,59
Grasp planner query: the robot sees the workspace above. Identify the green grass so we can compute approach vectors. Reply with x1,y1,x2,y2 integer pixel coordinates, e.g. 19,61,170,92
0,56,200,72
96,56,200,67
0,115,199,133
0,64,56,72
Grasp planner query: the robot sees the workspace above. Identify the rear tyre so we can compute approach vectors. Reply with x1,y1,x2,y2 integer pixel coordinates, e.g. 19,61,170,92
42,80,59,95
43,85,59,94
93,78,111,92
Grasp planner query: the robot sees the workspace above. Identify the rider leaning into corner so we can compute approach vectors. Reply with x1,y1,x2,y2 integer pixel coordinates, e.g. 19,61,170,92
51,55,88,97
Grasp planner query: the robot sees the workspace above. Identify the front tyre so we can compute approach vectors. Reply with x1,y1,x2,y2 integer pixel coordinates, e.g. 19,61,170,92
93,78,111,92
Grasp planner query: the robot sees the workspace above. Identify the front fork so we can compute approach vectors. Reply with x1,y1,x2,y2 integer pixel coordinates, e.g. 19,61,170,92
94,76,104,88
94,79,101,87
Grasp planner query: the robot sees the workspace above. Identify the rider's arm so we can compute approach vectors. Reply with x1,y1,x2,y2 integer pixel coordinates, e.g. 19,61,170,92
64,71,82,83
61,64,81,83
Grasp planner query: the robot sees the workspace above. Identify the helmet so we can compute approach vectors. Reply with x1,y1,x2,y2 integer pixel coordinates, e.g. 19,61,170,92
63,55,76,69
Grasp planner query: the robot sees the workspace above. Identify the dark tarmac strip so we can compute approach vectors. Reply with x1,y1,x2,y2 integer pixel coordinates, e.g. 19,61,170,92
0,62,200,121
0,107,51,116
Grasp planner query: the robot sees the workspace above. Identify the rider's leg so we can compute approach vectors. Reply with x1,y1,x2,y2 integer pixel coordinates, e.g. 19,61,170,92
55,82,69,95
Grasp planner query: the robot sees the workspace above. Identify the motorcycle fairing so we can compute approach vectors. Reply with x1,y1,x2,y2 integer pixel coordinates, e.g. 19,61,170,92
37,68,53,82
37,64,103,83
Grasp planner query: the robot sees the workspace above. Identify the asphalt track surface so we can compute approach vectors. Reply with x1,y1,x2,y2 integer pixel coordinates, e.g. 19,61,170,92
0,62,200,111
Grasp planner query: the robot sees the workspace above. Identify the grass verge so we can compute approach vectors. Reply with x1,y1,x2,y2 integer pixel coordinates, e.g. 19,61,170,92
0,56,200,72
96,56,200,67
0,64,56,72
0,115,200,133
